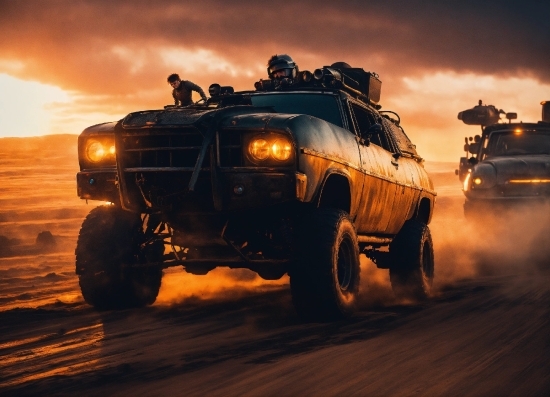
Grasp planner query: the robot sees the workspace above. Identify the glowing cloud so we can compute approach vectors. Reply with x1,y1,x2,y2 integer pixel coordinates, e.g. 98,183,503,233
383,72,550,161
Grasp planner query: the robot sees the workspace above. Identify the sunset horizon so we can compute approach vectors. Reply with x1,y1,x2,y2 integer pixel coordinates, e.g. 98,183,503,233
1,0,548,162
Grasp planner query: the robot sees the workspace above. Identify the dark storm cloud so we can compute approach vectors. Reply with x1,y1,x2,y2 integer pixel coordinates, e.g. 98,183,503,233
0,0,547,96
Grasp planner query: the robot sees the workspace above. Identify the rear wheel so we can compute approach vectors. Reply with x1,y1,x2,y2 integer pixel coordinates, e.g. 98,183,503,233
290,208,360,321
389,219,434,300
75,205,163,310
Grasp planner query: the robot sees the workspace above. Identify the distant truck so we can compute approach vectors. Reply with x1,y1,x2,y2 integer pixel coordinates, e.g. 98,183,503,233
75,63,436,321
456,100,550,218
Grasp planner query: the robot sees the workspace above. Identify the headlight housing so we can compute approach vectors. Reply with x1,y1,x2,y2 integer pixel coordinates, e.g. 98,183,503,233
86,140,116,163
469,164,497,189
79,135,116,168
243,132,294,166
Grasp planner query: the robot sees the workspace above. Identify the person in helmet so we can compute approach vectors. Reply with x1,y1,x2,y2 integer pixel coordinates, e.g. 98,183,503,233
167,73,207,106
267,54,299,81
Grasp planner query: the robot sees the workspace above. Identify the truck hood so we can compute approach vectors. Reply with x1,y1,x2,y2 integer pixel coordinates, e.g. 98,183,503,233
483,155,550,182
120,105,275,130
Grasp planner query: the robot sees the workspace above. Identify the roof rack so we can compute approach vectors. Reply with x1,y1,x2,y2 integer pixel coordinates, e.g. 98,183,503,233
253,64,382,108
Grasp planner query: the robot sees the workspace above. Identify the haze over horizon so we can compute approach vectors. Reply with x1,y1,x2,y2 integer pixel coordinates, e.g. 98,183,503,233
0,0,548,161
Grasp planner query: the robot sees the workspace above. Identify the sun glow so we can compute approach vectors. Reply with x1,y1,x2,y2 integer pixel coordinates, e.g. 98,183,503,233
0,74,125,138
0,74,70,137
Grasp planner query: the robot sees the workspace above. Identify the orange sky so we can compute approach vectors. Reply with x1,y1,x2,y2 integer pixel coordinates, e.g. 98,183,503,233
0,0,548,161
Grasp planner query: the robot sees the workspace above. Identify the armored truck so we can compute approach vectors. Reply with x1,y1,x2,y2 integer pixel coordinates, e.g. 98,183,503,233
75,64,436,320
456,100,550,218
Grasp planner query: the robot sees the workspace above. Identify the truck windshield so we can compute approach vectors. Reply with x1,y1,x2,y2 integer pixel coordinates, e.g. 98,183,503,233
485,130,550,157
250,93,343,127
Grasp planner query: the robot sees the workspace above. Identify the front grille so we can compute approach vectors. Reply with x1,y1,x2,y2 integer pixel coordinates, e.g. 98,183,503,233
218,130,244,167
120,128,207,169
119,128,245,169
116,127,212,211
501,180,550,197
116,127,246,211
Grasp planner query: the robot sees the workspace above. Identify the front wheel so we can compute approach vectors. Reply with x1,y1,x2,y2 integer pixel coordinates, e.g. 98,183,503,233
290,208,361,321
75,205,163,310
389,219,434,300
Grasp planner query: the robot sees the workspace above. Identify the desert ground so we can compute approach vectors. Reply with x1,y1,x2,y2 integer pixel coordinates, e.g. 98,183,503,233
0,135,549,396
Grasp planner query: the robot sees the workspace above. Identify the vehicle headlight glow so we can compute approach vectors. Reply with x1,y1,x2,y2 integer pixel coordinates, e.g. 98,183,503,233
469,164,497,189
249,139,270,161
85,139,116,164
271,139,292,161
245,133,294,165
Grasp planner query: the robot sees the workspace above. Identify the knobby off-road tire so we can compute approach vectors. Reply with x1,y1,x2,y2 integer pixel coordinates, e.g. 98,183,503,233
75,205,163,310
290,208,361,321
389,219,434,301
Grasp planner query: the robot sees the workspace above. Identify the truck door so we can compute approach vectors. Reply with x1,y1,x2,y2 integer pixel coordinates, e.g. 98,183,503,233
349,102,398,235
380,117,420,234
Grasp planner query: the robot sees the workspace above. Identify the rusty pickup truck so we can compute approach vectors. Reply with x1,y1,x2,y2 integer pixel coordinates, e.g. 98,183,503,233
75,63,436,320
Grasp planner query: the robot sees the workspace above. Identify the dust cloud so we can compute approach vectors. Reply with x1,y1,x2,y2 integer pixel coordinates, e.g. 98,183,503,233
157,164,550,309
155,268,289,307
434,203,550,278
428,163,550,290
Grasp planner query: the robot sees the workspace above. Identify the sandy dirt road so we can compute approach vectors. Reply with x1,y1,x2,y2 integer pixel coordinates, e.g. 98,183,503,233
0,136,549,396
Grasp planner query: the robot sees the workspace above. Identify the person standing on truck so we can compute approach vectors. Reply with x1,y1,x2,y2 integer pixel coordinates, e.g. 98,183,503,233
267,54,299,88
167,73,207,106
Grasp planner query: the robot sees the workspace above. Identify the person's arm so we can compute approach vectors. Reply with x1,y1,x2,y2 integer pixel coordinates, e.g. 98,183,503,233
185,81,207,101
172,90,179,105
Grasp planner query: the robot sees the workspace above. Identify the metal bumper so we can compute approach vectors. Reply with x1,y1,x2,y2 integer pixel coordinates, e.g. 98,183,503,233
77,169,118,202
215,170,298,211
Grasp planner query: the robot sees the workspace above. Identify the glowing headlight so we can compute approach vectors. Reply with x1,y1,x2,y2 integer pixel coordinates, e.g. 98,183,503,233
87,141,105,163
249,139,270,161
271,139,292,161
246,133,294,164
86,140,115,163
469,164,497,189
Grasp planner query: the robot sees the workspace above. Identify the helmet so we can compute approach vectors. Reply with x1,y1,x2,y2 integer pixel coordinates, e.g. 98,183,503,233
267,54,298,79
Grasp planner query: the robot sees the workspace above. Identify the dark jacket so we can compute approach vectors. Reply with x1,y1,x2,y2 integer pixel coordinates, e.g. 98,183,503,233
172,80,207,106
